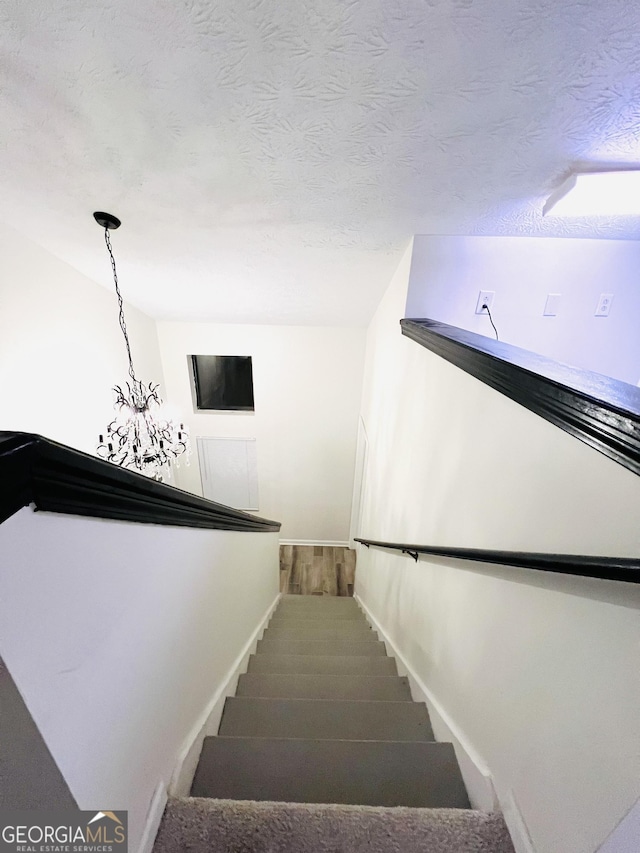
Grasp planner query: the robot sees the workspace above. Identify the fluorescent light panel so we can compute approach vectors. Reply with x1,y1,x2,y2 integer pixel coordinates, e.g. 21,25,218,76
543,170,640,217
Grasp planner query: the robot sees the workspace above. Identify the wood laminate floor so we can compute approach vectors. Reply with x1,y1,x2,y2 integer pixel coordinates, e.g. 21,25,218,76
279,545,356,596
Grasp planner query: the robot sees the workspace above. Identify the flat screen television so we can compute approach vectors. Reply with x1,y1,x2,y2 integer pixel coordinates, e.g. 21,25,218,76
190,355,255,411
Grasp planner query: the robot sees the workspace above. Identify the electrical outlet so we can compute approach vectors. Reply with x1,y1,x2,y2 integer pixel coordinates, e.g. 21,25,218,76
475,290,495,314
595,293,614,317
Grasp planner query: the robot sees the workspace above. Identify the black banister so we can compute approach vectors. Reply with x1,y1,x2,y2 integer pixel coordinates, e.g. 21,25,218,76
0,431,280,532
354,538,639,584
401,318,640,478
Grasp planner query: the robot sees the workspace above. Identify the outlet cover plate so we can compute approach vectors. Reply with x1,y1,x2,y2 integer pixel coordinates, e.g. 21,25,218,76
476,290,495,314
595,293,614,317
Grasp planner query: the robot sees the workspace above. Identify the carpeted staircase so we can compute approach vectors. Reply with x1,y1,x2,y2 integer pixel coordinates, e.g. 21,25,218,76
154,595,515,852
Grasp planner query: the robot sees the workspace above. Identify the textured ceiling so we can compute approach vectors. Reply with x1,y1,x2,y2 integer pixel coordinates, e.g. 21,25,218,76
1,0,640,325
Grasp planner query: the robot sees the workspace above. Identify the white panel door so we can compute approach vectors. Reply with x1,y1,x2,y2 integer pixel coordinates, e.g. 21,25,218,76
196,437,259,510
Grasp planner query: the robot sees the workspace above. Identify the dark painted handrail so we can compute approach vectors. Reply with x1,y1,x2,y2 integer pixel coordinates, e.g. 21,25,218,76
0,431,280,532
401,318,640,478
354,538,639,584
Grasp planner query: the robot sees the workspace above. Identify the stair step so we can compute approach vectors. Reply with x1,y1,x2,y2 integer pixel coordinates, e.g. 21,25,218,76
219,697,434,740
247,654,398,676
257,639,386,657
155,798,515,853
264,625,375,641
281,594,358,604
236,673,411,701
271,609,366,621
277,600,360,612
269,613,370,626
191,737,470,808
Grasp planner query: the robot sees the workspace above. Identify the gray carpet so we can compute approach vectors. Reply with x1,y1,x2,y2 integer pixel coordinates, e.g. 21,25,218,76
154,797,515,853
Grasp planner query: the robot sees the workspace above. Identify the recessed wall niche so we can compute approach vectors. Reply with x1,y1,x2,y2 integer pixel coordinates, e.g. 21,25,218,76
189,355,255,412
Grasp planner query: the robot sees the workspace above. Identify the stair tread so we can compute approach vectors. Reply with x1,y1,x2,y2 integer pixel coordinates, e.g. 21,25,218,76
156,798,515,853
220,696,435,741
237,672,411,701
278,604,359,610
281,595,357,602
273,612,366,621
257,639,386,657
267,621,372,628
191,737,470,808
268,616,370,622
263,627,376,641
277,604,360,613
270,611,368,621
247,654,398,675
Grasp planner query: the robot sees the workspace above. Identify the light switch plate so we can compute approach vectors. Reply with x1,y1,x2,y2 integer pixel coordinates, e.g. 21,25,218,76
544,293,561,316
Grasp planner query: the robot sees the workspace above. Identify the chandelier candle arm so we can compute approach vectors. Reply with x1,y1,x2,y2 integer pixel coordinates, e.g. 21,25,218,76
94,211,191,481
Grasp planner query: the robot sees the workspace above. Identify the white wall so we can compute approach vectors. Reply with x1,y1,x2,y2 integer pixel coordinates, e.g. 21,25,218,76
156,321,366,543
0,220,366,538
405,235,640,386
356,244,640,853
0,222,165,454
0,507,280,853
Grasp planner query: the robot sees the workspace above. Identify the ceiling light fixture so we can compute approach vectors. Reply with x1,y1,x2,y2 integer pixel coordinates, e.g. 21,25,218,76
543,170,640,217
94,211,190,481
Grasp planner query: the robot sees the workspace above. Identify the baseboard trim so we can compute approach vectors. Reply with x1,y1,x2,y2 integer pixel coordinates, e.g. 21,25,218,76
596,797,640,853
137,782,167,853
500,789,536,853
279,539,351,547
355,594,498,813
168,592,282,797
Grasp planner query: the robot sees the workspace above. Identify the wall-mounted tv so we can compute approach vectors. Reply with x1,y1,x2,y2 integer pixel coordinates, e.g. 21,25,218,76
190,355,255,411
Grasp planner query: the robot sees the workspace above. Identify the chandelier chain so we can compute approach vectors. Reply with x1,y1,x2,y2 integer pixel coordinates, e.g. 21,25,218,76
104,227,137,386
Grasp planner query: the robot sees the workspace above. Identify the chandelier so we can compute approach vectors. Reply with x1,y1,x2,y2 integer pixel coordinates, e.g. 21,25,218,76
94,211,190,481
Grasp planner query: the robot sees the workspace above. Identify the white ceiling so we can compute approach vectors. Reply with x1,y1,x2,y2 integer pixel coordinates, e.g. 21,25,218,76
1,0,640,325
